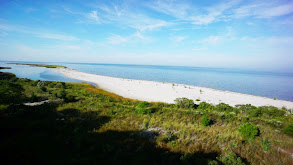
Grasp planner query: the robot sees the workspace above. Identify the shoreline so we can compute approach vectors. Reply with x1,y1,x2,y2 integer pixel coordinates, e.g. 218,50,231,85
53,67,293,109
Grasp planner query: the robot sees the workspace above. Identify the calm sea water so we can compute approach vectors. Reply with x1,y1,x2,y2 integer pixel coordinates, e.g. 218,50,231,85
1,61,293,101
0,62,82,83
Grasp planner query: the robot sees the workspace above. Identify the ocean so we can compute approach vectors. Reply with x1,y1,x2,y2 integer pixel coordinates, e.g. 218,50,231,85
1,61,293,101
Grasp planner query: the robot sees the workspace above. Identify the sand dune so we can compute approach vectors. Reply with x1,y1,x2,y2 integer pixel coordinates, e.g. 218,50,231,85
54,67,293,109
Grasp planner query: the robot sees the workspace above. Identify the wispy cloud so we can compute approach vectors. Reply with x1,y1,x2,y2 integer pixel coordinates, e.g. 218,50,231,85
200,36,222,44
146,0,293,25
107,34,129,44
72,2,173,31
37,33,77,41
107,32,151,45
145,0,190,19
171,36,188,42
134,21,171,31
199,26,234,44
145,0,240,25
233,2,293,18
0,23,78,41
88,10,99,22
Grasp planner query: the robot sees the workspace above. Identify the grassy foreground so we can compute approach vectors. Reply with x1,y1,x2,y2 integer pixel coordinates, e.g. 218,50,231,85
0,72,293,165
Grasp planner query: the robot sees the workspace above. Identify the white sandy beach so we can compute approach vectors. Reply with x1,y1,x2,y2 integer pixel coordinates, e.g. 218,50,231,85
54,68,293,109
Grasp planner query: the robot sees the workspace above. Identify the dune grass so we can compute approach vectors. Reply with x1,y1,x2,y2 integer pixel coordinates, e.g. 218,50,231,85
0,72,292,164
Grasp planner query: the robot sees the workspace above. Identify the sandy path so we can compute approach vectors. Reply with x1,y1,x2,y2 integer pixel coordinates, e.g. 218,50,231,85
53,68,293,109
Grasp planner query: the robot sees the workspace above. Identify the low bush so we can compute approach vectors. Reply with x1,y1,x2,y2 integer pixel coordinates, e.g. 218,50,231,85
236,105,285,118
55,82,65,88
218,153,245,165
236,104,256,113
262,106,285,117
247,108,262,117
65,94,77,102
202,115,212,126
36,81,47,88
30,92,38,102
238,122,259,141
40,86,47,92
58,89,66,99
136,101,153,114
30,80,39,86
219,112,236,122
174,97,195,109
215,103,235,112
268,119,282,127
0,80,24,104
197,101,213,110
284,124,293,136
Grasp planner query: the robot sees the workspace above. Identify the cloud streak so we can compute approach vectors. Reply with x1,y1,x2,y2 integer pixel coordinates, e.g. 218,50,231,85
233,2,293,18
0,23,78,41
88,10,99,22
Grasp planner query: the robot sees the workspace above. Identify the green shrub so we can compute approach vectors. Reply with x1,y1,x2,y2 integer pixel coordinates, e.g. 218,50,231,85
36,81,47,88
0,72,17,81
58,90,66,99
238,122,259,141
219,112,236,122
284,124,293,136
48,82,55,88
262,106,285,117
197,101,213,110
174,97,194,109
215,103,235,112
56,82,65,88
0,80,24,104
65,94,77,102
202,115,212,126
236,104,256,113
261,139,272,152
40,86,47,92
247,108,262,117
52,92,58,99
208,160,219,165
268,119,282,127
218,153,245,165
30,92,38,102
136,101,153,114
30,80,39,86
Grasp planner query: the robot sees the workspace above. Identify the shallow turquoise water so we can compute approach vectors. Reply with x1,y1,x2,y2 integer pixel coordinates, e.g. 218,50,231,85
0,62,82,83
1,62,293,101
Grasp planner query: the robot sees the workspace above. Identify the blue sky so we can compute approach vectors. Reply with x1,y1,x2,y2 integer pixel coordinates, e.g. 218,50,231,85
0,0,293,71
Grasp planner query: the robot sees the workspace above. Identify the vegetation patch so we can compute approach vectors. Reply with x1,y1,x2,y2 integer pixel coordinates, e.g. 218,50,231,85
202,115,213,127
174,97,195,108
7,63,66,68
136,101,154,114
238,122,260,141
218,153,246,165
0,67,11,69
0,71,292,165
285,123,293,136
197,101,214,110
